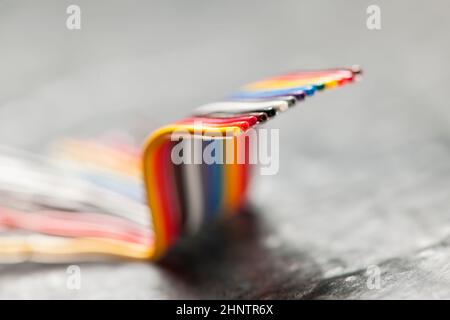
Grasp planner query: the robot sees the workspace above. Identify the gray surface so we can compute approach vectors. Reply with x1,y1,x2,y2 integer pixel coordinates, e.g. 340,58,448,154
1,0,450,299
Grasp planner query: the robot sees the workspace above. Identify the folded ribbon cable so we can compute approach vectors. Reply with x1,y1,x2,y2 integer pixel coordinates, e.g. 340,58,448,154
0,67,361,262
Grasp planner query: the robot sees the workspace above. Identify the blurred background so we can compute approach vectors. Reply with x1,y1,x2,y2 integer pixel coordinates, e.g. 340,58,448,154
1,0,450,299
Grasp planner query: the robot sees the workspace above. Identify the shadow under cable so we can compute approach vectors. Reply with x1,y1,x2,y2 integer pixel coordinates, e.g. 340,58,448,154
158,204,323,299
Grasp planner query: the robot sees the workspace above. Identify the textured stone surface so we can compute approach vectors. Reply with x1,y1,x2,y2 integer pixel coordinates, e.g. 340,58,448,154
1,0,450,299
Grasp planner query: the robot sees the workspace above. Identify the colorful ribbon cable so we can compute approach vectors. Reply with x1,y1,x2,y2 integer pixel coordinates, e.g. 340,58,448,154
0,67,361,262
142,67,361,260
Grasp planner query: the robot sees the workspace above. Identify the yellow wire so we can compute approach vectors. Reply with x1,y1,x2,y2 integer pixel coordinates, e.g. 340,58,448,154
0,235,153,260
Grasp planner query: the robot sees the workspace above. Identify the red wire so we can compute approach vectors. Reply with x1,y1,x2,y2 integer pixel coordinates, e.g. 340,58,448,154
0,207,152,245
